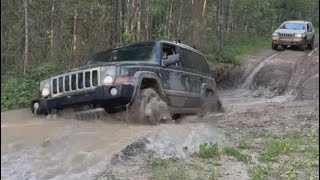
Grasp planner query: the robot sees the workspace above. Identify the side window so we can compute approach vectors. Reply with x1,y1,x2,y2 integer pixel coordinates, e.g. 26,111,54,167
193,53,211,74
162,44,181,67
180,48,196,70
307,23,312,31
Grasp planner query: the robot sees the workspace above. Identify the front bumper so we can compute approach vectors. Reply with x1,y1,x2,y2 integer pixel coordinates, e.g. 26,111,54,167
272,37,303,46
32,84,134,115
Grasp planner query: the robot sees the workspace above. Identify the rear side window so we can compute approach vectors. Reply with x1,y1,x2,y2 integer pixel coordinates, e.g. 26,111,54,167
193,53,211,74
180,48,210,74
180,48,196,70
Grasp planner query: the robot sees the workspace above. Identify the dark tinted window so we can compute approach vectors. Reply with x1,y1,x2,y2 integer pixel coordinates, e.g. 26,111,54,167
180,48,210,74
87,43,156,64
181,48,197,70
193,53,211,74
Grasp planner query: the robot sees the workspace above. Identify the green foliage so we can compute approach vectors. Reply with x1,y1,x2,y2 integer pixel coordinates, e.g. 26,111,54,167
1,62,69,111
250,164,269,180
259,138,291,162
27,62,66,81
147,158,170,168
1,77,37,111
205,35,270,64
152,167,190,180
198,143,221,158
223,147,252,164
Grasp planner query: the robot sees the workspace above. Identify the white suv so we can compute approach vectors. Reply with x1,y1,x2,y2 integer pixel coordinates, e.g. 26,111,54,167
272,20,315,51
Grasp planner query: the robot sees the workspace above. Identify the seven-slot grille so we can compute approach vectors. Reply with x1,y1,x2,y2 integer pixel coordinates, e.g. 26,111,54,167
279,33,294,39
51,69,99,96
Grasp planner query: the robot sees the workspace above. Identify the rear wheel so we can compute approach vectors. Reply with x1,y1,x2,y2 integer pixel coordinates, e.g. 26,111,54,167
129,88,171,125
198,90,223,117
308,37,315,50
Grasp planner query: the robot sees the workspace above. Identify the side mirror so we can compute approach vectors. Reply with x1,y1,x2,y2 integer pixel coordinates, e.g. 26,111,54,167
163,54,181,67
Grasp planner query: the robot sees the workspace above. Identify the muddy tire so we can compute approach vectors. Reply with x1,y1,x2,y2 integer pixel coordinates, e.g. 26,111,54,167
198,90,223,117
308,38,315,50
129,88,171,125
272,43,278,50
172,114,182,123
299,40,306,51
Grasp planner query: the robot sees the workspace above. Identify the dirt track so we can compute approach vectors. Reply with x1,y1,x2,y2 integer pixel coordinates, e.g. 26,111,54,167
1,41,319,179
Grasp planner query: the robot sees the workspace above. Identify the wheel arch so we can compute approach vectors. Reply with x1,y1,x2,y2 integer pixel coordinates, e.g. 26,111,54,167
129,71,167,105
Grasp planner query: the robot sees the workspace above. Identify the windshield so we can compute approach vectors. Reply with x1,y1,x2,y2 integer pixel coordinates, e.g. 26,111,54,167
279,23,306,30
87,43,156,65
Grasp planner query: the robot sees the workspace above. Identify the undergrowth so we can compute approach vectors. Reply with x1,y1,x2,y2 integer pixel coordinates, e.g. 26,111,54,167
1,62,67,111
205,35,270,64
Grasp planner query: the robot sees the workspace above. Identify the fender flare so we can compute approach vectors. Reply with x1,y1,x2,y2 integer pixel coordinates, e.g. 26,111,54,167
200,83,217,103
129,71,167,105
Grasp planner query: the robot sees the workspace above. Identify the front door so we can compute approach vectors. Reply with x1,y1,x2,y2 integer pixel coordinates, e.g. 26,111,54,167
159,43,189,108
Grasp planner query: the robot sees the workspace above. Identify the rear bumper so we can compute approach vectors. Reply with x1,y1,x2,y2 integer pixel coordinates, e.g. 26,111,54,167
32,84,134,115
272,37,303,46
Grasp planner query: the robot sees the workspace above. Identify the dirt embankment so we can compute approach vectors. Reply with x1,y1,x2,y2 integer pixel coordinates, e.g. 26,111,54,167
211,43,319,100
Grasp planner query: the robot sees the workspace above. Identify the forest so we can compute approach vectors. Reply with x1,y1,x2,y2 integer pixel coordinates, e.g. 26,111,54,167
1,0,319,110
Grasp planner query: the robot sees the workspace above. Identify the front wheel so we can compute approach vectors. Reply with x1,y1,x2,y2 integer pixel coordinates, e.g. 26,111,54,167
299,40,306,51
272,43,278,50
308,38,315,50
129,88,171,125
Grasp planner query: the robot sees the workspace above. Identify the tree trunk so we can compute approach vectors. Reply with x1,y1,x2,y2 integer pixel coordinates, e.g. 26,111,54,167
177,0,183,38
202,0,207,17
72,4,84,65
1,0,6,77
50,0,62,61
23,0,29,75
218,0,226,46
168,0,173,39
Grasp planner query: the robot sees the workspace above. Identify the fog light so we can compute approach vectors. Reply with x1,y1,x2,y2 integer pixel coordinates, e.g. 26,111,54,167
33,102,39,109
110,87,118,96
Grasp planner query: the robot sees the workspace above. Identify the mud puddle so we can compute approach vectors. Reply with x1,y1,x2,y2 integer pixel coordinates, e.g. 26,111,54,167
1,109,156,180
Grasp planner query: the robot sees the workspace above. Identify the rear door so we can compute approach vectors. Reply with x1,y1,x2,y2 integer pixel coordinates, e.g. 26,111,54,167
177,48,202,108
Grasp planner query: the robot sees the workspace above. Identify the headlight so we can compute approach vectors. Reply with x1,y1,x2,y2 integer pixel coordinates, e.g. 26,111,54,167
272,32,279,36
294,33,303,38
100,66,116,85
40,78,50,97
42,88,50,97
103,76,113,84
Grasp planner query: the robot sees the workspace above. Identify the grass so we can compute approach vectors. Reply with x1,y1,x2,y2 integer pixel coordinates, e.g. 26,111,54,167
147,128,318,180
147,157,171,168
152,167,191,180
223,147,252,164
222,128,319,179
198,142,221,158
249,164,269,180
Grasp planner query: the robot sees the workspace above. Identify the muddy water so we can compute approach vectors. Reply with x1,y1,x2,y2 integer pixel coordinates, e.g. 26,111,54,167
1,109,155,180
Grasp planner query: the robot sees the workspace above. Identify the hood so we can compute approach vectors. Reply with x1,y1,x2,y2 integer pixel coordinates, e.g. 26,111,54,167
274,29,305,34
53,61,158,76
